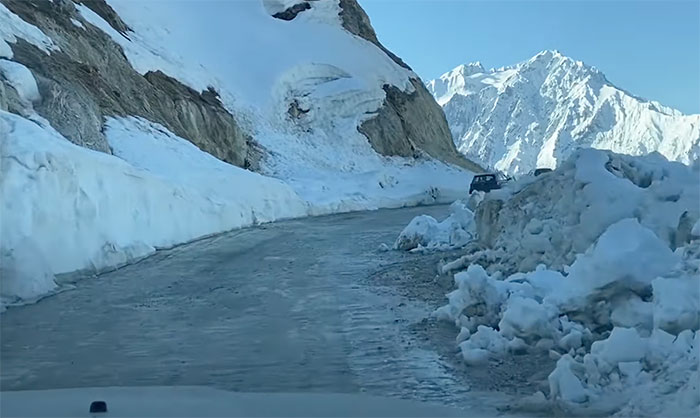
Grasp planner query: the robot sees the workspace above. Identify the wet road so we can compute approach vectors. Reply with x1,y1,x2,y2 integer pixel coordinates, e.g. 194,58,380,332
1,205,508,413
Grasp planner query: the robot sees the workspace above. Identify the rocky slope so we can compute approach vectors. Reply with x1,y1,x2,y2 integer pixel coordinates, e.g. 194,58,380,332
1,0,479,172
427,50,700,174
1,0,256,166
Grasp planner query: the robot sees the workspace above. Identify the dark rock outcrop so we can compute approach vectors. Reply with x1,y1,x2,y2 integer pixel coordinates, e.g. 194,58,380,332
337,0,410,70
1,0,256,168
359,78,483,171
0,72,27,117
272,2,311,21
73,0,130,37
338,0,483,171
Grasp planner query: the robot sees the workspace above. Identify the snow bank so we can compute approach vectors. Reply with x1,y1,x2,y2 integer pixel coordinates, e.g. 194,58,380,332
282,159,470,216
0,111,309,308
0,239,57,308
394,201,476,251
436,223,699,415
104,117,309,225
432,149,700,416
461,148,700,275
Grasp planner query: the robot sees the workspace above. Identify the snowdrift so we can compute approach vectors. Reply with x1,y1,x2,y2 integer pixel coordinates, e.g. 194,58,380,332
428,149,699,416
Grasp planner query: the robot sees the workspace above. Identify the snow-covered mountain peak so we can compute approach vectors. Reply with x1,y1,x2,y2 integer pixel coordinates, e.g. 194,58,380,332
526,49,561,64
456,61,486,75
427,51,700,174
526,49,568,64
427,51,603,106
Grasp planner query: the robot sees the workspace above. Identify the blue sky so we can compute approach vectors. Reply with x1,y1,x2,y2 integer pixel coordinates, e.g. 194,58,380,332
358,0,700,114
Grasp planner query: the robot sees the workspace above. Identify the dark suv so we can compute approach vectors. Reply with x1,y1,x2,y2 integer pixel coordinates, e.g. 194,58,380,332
469,174,501,194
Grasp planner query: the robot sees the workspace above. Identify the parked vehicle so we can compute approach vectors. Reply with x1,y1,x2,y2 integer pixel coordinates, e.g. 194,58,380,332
534,168,553,176
469,174,501,194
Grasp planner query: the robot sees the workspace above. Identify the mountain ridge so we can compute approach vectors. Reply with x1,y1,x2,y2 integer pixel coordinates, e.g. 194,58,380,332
427,50,699,174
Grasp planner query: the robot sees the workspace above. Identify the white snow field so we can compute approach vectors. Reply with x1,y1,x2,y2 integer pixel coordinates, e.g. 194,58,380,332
0,3,473,307
427,50,700,175
423,149,700,416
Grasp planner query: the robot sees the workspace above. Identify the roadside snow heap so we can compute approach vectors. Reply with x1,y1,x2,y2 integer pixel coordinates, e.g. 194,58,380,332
393,200,476,251
435,149,700,416
444,148,700,275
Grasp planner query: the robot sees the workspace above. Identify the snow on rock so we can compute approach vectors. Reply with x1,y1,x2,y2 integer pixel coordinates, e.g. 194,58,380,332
104,116,309,225
79,0,412,120
0,58,40,102
0,2,57,55
428,50,700,174
0,39,12,59
0,111,309,308
67,0,474,214
393,200,476,251
429,149,699,415
69,17,85,30
262,0,310,16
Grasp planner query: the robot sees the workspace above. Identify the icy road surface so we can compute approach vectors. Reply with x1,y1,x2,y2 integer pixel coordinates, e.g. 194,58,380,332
1,205,512,414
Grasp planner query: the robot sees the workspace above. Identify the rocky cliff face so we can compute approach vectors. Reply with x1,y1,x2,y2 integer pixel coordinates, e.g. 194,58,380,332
338,0,481,171
1,0,256,168
358,78,482,171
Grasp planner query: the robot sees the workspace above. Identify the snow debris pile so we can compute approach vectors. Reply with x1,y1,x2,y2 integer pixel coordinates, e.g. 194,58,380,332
394,200,476,251
435,149,700,416
451,148,700,276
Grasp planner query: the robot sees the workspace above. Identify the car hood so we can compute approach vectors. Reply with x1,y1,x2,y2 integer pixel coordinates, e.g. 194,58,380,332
1,386,467,417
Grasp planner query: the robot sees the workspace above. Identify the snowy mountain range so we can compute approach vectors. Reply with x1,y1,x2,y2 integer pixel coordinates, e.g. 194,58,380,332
427,50,700,174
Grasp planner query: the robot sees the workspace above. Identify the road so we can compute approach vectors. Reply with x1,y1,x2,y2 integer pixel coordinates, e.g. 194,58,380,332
1,205,512,413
